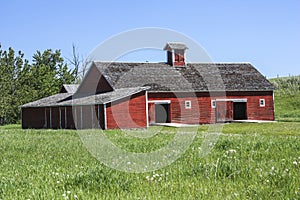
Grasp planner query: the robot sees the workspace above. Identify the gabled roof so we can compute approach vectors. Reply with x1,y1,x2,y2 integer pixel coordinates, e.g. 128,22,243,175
60,84,79,93
21,87,148,108
163,42,188,51
94,62,275,92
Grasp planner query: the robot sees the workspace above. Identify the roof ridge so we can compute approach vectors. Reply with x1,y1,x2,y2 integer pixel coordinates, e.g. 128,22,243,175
94,61,252,65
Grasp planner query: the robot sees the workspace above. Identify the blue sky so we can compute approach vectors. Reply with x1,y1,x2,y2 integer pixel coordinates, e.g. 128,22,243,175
1,0,299,78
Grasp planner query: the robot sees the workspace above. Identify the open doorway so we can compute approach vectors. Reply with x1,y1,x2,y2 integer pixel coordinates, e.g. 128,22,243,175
155,104,170,123
233,102,247,120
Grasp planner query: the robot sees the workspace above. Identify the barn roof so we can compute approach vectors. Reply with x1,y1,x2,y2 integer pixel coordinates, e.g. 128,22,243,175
94,62,275,92
21,87,148,108
60,84,79,93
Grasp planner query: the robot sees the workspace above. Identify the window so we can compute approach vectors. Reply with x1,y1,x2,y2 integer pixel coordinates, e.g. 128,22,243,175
259,99,265,107
185,100,191,109
211,100,216,108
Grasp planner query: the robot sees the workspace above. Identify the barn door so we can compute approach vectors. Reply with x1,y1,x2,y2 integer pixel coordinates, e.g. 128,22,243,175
216,101,233,122
155,104,170,123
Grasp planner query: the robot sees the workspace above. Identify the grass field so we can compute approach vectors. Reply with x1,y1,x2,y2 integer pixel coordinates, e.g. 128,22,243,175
0,123,299,199
0,76,299,199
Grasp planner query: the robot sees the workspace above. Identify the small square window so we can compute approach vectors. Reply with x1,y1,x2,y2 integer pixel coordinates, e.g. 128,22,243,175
185,100,191,109
259,99,265,107
211,100,216,108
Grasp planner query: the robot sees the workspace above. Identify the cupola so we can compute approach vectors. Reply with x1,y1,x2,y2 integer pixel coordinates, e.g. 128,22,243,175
163,42,188,67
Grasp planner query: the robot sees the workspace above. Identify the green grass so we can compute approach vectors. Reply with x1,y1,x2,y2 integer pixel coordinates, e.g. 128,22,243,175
270,75,300,122
0,123,299,199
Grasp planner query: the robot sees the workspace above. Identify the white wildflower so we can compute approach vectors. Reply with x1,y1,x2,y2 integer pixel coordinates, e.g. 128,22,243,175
293,161,298,165
67,191,71,194
57,180,60,184
228,149,237,154
74,195,78,199
271,166,275,171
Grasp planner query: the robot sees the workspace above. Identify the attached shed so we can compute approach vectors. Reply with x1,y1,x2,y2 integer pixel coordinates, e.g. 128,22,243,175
22,87,148,129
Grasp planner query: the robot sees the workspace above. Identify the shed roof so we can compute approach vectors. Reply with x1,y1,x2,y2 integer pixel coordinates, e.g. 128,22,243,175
94,62,275,92
21,87,148,108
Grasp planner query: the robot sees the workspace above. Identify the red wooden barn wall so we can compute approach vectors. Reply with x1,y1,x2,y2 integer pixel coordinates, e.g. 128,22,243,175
106,91,147,129
148,91,274,124
224,91,274,121
22,90,274,129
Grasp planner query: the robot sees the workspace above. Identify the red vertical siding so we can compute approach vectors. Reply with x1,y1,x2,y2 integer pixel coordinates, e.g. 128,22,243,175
106,91,147,129
148,103,156,124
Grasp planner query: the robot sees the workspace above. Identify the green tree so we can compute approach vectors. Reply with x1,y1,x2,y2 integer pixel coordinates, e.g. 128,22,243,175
0,45,76,125
29,49,76,100
0,46,28,124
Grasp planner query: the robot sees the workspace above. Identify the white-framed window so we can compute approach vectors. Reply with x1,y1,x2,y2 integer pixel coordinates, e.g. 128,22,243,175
185,100,191,109
259,99,265,107
211,100,216,108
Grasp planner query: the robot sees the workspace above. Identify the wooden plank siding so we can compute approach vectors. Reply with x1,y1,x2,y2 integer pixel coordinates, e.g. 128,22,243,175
148,91,274,124
22,105,105,129
106,91,147,129
22,107,45,129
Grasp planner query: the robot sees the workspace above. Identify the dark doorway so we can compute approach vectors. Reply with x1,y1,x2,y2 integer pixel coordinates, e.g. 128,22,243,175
233,102,247,120
155,104,170,123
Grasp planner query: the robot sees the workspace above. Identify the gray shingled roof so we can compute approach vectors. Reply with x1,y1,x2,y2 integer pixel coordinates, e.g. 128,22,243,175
22,87,148,107
163,42,188,51
94,62,275,92
60,84,79,93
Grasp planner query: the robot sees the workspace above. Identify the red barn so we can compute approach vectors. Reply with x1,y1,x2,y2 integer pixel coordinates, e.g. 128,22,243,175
21,42,275,129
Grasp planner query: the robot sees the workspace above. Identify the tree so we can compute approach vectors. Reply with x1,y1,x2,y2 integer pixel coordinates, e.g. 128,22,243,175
67,44,81,83
0,46,28,124
67,44,93,83
30,49,76,100
0,45,76,125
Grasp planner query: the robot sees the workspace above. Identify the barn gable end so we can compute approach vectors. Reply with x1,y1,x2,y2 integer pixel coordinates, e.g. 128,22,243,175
75,63,113,96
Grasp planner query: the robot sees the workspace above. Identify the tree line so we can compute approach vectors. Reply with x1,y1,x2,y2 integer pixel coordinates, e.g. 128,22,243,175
0,45,78,125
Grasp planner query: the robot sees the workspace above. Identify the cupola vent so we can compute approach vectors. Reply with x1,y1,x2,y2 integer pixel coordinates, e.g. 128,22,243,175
163,42,188,67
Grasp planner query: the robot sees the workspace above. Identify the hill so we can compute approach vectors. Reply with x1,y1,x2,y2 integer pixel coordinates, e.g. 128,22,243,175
269,75,300,121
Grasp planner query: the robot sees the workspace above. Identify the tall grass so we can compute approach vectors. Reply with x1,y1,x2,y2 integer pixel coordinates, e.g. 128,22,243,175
0,123,299,199
270,75,300,96
269,75,300,121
